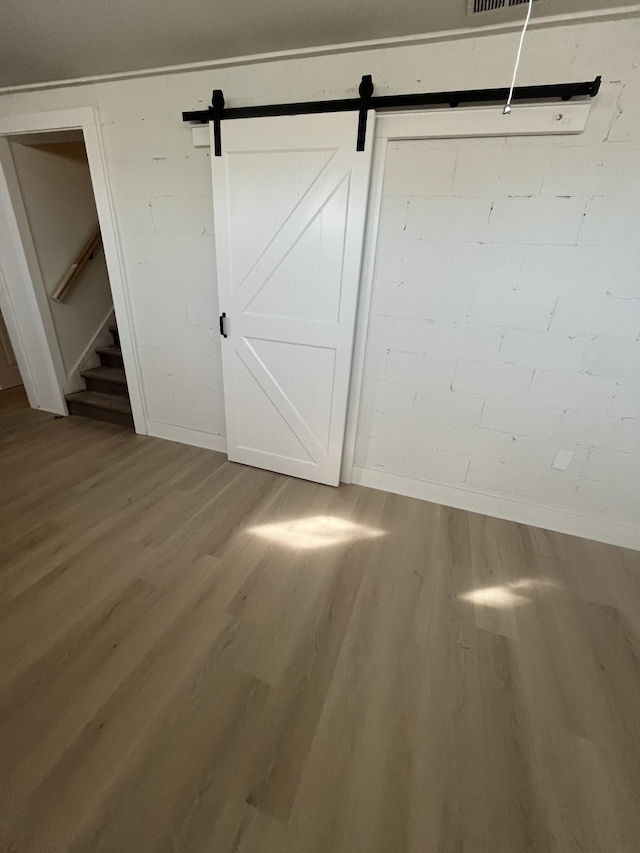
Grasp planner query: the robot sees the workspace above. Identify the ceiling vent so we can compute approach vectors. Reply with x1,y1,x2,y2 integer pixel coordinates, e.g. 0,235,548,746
470,0,541,13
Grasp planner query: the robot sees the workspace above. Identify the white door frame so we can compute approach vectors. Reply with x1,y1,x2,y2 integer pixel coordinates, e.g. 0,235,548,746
339,101,591,482
0,106,147,432
192,100,591,479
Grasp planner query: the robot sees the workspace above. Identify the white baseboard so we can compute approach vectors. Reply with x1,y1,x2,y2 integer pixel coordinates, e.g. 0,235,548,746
351,466,640,552
36,395,67,416
137,422,640,551
146,419,227,454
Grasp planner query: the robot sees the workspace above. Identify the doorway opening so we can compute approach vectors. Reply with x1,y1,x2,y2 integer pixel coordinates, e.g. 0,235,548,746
0,110,143,430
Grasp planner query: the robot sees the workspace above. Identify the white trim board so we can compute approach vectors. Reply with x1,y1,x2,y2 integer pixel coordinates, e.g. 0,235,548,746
341,136,388,482
147,419,227,453
191,102,591,149
0,106,148,432
144,418,640,551
145,421,640,551
0,137,68,412
0,6,636,94
376,102,591,139
352,466,640,552
145,417,640,550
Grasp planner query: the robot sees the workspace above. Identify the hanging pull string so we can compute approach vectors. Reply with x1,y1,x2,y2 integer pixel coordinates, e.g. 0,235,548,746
503,0,534,115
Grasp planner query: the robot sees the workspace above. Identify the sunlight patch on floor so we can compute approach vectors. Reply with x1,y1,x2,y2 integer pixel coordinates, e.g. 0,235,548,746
460,578,559,609
247,515,386,550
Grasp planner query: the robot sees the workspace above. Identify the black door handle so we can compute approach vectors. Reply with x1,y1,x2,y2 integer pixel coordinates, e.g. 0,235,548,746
219,312,227,338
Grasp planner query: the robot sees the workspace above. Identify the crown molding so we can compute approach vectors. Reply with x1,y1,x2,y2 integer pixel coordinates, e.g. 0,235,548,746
0,5,637,95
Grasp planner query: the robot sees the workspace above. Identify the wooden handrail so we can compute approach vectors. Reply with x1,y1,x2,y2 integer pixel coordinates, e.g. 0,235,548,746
51,226,102,303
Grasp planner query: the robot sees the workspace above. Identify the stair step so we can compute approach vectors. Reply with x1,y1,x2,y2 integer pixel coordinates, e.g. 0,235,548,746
109,324,120,346
96,344,123,370
81,366,129,398
66,390,133,428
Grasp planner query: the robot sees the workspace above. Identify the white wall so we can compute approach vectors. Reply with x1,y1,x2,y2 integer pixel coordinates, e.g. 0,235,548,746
0,16,638,542
9,139,113,385
355,129,640,532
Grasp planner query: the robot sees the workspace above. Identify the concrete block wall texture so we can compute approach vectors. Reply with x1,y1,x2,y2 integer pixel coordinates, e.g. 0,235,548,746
354,23,640,528
0,16,638,536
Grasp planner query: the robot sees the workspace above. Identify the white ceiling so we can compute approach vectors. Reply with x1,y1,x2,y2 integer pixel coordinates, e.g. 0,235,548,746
0,0,636,88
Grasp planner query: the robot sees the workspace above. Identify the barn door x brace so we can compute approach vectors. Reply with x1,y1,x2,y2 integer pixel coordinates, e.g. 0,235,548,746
182,74,601,156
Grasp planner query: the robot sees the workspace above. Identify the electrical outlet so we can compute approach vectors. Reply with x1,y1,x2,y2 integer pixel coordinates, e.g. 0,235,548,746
552,450,574,471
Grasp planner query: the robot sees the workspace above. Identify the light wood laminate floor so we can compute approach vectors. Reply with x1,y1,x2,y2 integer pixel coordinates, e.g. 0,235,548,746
1,386,640,852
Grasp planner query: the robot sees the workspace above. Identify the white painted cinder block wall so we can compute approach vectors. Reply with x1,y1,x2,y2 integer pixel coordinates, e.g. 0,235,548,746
0,17,638,542
355,129,640,530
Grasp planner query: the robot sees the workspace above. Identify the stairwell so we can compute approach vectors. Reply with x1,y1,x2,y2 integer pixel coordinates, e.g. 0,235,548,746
65,325,134,428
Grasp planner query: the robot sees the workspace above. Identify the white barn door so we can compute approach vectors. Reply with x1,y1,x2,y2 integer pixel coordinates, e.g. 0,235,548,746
211,112,374,486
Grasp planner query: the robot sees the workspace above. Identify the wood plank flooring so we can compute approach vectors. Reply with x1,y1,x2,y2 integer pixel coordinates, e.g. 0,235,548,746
1,386,640,852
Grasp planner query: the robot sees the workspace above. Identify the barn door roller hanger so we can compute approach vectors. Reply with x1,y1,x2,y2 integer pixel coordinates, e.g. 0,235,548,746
182,74,601,156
